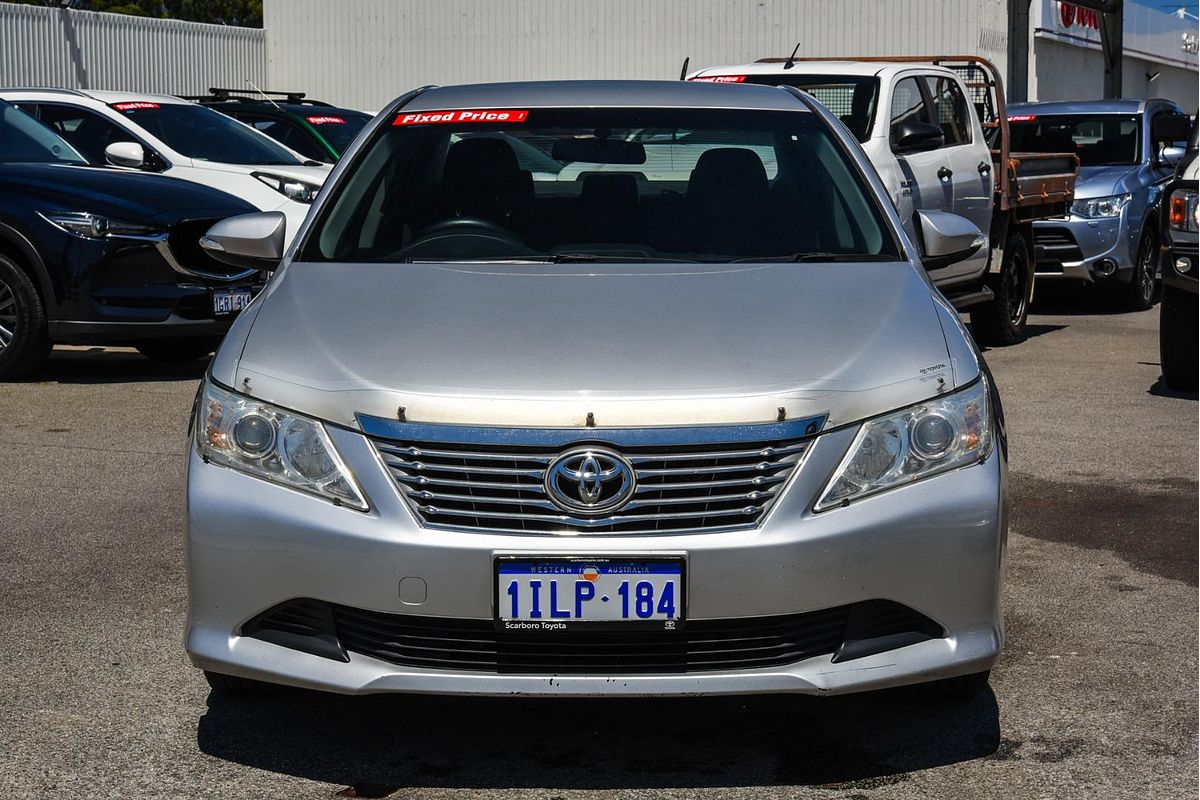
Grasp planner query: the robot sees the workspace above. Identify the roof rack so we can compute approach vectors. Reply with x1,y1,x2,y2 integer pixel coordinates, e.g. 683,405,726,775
186,87,332,106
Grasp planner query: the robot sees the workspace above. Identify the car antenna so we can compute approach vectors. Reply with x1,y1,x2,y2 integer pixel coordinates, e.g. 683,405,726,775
782,42,802,70
679,56,690,80
245,78,282,110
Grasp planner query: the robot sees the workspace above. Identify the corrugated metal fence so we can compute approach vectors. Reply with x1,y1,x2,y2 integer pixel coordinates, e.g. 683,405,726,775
262,0,1010,111
0,2,265,95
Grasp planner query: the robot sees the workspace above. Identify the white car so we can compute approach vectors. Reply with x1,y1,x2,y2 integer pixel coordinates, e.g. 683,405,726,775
0,89,331,244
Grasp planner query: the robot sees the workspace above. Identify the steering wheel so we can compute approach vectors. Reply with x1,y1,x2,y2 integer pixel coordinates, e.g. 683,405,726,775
411,216,522,243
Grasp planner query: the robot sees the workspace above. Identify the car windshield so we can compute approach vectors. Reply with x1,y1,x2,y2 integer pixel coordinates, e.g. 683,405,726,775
308,111,372,153
0,102,88,164
1010,113,1141,167
303,107,899,264
729,76,880,142
115,102,304,165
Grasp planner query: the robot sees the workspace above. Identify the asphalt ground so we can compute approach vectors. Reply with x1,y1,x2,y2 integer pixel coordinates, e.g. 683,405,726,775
0,288,1196,799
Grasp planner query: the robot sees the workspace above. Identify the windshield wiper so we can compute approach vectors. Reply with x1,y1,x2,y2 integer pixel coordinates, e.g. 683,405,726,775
547,252,698,263
733,252,900,263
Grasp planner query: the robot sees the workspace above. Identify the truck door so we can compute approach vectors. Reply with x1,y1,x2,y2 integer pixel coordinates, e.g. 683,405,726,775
886,76,951,243
922,74,992,284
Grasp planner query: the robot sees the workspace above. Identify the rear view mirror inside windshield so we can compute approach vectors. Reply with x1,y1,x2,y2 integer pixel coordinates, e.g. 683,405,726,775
551,138,646,164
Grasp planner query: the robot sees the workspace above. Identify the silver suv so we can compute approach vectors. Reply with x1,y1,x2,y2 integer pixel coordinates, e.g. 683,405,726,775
186,80,1007,699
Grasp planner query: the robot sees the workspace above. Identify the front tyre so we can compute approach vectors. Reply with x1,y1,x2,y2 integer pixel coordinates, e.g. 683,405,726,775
0,253,52,381
1160,283,1198,390
1124,229,1158,312
136,336,222,362
970,229,1031,347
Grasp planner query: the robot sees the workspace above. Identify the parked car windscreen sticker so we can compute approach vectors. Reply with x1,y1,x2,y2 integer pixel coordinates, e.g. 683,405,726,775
394,109,530,126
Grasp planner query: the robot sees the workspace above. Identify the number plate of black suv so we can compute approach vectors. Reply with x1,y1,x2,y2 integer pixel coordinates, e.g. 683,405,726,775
212,287,256,316
495,558,684,632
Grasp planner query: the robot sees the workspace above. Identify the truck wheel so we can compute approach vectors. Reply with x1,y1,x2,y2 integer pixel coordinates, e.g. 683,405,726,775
970,230,1031,347
1124,229,1158,312
1160,283,1198,390
136,336,221,362
0,253,52,381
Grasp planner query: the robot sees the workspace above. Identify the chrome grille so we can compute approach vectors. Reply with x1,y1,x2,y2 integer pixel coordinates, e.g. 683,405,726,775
363,418,822,535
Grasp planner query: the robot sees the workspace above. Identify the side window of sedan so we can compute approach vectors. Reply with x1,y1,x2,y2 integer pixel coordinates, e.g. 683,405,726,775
33,104,133,165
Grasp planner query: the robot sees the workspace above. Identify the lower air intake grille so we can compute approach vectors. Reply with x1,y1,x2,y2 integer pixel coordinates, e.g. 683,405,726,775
243,599,944,674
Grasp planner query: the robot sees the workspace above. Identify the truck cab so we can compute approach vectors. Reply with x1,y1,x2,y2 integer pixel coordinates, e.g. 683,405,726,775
690,56,1078,346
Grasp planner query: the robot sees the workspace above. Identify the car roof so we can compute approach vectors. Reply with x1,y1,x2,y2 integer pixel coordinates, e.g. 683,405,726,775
400,80,807,113
1007,98,1157,115
690,61,959,80
0,88,192,106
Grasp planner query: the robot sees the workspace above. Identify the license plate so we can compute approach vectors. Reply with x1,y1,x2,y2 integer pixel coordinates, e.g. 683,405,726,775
495,558,684,632
212,287,255,317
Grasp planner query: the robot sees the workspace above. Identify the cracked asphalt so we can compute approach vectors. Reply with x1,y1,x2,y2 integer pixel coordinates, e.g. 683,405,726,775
0,292,1195,799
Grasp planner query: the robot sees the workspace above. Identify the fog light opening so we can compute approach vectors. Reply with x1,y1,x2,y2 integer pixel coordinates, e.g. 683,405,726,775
1175,256,1193,276
1094,259,1118,278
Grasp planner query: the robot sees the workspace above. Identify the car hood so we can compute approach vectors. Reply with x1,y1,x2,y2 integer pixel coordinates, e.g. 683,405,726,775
0,163,256,222
218,260,976,429
194,161,331,185
1074,164,1140,198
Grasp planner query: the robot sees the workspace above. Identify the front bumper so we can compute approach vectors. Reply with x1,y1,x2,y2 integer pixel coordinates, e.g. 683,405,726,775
1033,213,1134,281
186,422,1006,697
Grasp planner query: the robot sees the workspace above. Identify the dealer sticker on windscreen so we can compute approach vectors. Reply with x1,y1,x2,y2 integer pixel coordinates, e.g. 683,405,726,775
496,558,684,632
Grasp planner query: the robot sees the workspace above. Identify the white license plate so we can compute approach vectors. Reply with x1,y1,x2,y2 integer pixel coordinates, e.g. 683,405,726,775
496,558,684,632
212,288,255,316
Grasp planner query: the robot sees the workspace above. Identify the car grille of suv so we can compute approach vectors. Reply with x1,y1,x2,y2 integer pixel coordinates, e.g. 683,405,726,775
243,598,943,674
367,419,821,535
1034,227,1084,271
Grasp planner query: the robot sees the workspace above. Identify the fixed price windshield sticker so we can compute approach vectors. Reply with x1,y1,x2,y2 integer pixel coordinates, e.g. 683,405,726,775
111,102,160,110
394,109,530,126
306,115,346,125
689,75,746,83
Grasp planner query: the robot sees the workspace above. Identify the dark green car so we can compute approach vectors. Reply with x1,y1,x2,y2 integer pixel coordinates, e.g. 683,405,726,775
191,89,372,164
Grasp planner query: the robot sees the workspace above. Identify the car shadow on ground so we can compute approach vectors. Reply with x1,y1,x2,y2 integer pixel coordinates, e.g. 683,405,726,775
197,685,999,794
1148,376,1198,401
23,347,209,385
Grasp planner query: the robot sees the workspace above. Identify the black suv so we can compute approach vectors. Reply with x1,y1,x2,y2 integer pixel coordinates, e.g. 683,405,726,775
1159,119,1198,391
189,88,371,163
0,100,262,379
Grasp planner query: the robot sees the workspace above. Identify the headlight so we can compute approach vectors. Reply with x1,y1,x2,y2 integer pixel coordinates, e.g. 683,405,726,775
1169,188,1198,233
815,378,993,511
195,379,367,510
253,172,320,203
38,211,163,240
1069,193,1130,219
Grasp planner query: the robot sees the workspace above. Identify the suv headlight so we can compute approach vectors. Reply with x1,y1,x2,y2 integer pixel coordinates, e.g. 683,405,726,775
1070,193,1130,219
815,378,993,511
195,380,367,510
38,211,163,240
1169,188,1198,233
253,172,321,203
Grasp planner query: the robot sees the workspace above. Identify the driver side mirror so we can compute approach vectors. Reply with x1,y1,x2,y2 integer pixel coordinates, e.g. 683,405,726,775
892,120,945,154
915,210,985,269
1158,145,1186,167
105,141,146,169
200,212,286,271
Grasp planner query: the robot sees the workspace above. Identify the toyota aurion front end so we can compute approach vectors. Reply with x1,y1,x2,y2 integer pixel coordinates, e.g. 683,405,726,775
186,80,1007,699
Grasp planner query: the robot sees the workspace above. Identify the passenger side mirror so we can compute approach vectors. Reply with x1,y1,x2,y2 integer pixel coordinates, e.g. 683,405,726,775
200,212,286,271
1158,145,1186,167
914,210,985,269
892,121,945,153
105,141,146,169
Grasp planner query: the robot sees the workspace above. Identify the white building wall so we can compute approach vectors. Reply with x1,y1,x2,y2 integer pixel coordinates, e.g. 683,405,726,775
263,0,1009,111
0,2,265,95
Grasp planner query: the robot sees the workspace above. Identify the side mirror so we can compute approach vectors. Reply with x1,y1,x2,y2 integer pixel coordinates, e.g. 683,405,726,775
1158,145,1186,167
200,212,286,271
892,120,945,153
915,210,985,269
105,141,145,169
